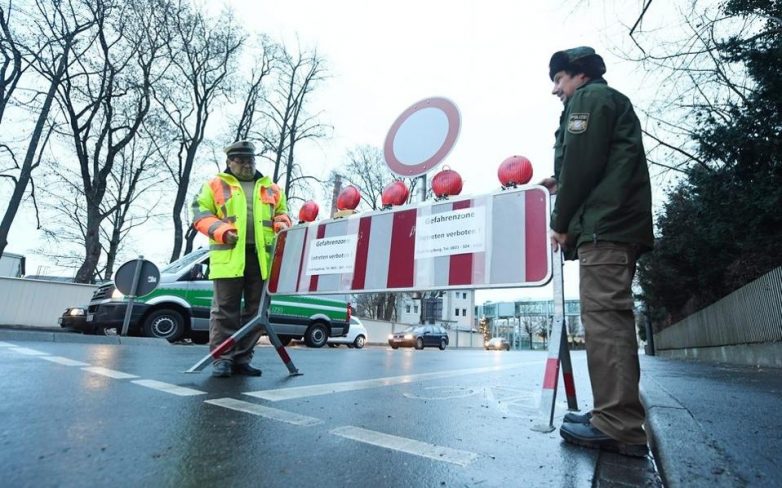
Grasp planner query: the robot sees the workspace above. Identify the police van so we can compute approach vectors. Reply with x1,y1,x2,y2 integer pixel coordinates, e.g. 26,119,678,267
59,248,351,347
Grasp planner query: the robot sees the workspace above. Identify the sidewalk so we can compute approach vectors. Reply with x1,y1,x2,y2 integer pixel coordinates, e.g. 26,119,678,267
640,355,782,487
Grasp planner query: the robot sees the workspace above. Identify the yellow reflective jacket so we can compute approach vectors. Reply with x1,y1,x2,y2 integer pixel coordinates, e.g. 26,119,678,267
192,172,290,279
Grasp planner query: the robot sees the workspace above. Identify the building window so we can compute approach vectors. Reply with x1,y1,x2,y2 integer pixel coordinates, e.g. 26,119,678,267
455,308,459,316
414,305,419,313
462,308,467,316
406,305,411,313
462,292,467,299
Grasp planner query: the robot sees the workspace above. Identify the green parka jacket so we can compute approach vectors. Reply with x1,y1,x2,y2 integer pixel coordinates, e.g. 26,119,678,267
551,78,653,259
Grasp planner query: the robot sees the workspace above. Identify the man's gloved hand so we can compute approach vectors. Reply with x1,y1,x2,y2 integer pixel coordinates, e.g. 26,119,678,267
224,230,239,245
273,214,292,233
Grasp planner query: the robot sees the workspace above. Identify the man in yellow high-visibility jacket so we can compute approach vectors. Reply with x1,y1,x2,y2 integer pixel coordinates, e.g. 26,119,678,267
192,140,292,378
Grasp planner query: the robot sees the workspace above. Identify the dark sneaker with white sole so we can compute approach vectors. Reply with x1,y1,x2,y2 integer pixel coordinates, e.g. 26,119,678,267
560,422,649,458
212,360,232,378
563,411,592,424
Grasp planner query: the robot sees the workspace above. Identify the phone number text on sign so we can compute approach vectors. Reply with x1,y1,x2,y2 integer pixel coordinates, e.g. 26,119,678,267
415,207,486,259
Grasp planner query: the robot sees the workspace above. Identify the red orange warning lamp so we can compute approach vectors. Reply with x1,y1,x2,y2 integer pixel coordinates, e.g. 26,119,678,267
431,166,463,200
334,185,361,218
381,180,409,209
298,200,319,223
498,155,533,189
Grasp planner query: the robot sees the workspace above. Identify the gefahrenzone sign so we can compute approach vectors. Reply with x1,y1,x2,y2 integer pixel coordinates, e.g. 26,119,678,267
268,186,551,295
306,235,358,275
415,207,485,259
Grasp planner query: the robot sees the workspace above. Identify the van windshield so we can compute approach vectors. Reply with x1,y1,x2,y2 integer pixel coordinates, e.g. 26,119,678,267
160,251,205,275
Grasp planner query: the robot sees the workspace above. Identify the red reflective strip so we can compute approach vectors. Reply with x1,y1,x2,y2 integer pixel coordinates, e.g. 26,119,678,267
386,209,416,288
448,199,473,285
211,337,236,358
525,189,548,282
268,231,287,293
295,226,309,292
563,371,576,398
351,216,372,290
542,358,559,389
276,345,291,364
308,224,326,292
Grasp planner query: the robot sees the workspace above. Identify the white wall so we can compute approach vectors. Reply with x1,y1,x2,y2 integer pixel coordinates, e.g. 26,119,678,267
0,277,97,328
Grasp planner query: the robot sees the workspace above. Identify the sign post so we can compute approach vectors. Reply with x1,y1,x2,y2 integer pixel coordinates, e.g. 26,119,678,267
114,257,159,336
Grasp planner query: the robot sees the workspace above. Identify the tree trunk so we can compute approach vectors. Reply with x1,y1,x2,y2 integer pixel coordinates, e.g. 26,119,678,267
75,205,102,283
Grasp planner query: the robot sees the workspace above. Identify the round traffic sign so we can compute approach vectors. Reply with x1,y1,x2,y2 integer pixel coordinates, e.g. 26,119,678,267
115,259,160,297
383,97,460,177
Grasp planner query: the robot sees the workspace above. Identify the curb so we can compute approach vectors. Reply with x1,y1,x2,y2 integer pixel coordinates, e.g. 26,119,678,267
640,373,742,487
0,327,171,347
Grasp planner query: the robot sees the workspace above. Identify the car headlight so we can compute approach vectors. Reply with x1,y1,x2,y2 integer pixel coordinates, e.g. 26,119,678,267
388,334,394,340
404,334,413,340
68,308,85,316
112,288,125,299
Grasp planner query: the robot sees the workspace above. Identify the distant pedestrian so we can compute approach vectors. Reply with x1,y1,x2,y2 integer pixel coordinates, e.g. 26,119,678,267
192,140,291,378
544,47,654,457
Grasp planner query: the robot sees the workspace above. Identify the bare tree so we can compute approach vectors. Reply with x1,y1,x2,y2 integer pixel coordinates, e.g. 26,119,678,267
231,34,276,142
51,0,170,282
255,44,329,201
0,1,24,125
0,0,94,258
153,2,244,262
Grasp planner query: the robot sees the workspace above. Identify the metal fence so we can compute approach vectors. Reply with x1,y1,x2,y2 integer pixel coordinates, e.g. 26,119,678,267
655,266,782,350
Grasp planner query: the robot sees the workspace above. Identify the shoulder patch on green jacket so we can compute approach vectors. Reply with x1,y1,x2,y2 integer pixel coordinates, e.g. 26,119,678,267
567,113,589,134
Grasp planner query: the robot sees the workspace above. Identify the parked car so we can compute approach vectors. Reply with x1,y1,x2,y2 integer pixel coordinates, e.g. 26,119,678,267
485,337,511,351
58,247,351,347
388,325,449,350
327,317,367,349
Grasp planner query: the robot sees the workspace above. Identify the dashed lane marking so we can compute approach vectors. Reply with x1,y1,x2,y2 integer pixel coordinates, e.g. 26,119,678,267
131,379,206,397
40,356,90,367
244,361,538,401
330,426,479,467
205,397,323,426
82,366,139,379
8,346,48,356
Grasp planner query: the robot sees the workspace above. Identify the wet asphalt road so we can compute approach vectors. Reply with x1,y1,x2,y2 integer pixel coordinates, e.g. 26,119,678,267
0,339,604,487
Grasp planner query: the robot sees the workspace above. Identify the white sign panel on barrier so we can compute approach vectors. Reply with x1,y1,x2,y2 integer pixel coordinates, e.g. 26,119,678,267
414,207,486,259
306,235,358,275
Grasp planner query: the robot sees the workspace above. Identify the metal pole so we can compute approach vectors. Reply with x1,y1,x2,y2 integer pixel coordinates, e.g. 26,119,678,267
120,257,144,336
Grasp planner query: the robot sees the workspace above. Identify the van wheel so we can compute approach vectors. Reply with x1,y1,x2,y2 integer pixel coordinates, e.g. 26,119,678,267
415,337,424,350
304,322,328,348
143,309,185,342
439,338,447,350
353,335,366,349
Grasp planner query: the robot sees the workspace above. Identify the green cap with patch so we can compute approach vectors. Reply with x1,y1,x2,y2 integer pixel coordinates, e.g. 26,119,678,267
548,46,606,81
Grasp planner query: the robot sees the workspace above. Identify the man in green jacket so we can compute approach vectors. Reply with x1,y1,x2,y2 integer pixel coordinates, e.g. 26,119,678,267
544,47,653,457
192,140,291,378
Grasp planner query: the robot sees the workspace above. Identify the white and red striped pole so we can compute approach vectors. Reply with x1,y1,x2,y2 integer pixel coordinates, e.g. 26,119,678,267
185,283,302,376
531,195,578,432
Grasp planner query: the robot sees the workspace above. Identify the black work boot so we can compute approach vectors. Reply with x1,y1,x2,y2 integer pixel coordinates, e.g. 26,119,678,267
232,363,262,376
563,411,592,424
560,422,648,458
211,360,232,378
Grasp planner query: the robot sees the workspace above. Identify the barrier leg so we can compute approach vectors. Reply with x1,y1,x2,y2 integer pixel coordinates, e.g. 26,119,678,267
531,244,578,432
185,285,301,376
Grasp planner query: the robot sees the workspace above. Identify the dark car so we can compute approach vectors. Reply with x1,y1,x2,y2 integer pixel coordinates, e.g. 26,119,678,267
484,337,511,351
388,325,449,350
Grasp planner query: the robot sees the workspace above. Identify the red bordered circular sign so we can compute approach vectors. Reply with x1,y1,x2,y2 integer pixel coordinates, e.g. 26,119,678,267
383,97,460,177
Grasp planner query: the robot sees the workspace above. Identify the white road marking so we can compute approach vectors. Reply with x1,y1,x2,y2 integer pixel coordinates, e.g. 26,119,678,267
9,347,48,356
40,356,90,367
331,426,479,466
205,397,323,426
0,341,14,347
244,361,538,401
82,366,138,379
131,379,206,396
